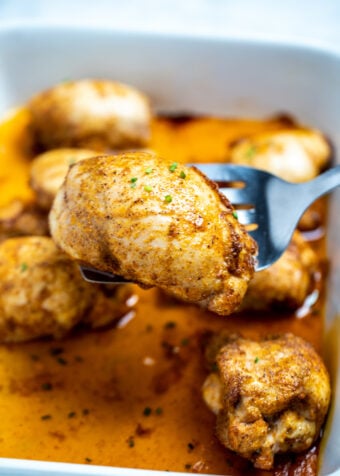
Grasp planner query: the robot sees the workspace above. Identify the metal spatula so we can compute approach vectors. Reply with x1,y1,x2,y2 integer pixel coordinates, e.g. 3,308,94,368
80,164,340,284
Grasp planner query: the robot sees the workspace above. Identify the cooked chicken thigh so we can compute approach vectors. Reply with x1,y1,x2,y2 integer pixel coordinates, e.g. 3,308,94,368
28,79,152,151
240,231,318,311
202,333,331,470
49,152,257,316
228,129,330,182
0,236,133,342
30,148,98,209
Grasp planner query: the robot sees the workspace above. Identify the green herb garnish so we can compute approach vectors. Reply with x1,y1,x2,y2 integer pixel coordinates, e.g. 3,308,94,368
179,171,186,179
164,195,172,203
41,414,52,421
245,145,257,160
143,406,152,416
127,436,135,448
57,357,67,366
169,162,178,172
145,167,153,174
164,321,176,329
144,185,152,192
232,211,238,220
20,262,28,272
130,177,138,189
254,356,260,363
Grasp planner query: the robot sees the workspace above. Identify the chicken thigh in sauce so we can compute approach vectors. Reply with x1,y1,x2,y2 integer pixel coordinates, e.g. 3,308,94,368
28,79,152,151
202,333,331,470
240,230,318,311
0,236,133,342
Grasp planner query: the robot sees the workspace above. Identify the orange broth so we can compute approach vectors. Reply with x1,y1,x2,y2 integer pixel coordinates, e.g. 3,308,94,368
0,108,328,475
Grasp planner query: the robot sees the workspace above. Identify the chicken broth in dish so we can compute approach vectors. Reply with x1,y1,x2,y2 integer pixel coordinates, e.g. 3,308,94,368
0,86,331,475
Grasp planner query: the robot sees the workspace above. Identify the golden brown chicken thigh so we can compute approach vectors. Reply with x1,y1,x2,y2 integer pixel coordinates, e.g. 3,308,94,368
28,79,152,151
30,148,98,210
228,128,330,182
202,333,331,470
0,236,134,342
240,231,318,311
49,152,257,316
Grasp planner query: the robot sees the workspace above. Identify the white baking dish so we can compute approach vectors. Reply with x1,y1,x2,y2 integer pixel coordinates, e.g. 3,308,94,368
0,25,339,476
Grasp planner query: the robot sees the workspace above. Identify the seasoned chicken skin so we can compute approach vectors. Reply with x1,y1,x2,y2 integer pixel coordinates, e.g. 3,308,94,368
202,333,331,469
49,152,257,316
28,79,152,151
229,129,330,182
240,231,318,311
0,236,134,342
30,148,98,210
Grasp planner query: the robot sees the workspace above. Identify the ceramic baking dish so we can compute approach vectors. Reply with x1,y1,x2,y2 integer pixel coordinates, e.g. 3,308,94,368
0,25,339,476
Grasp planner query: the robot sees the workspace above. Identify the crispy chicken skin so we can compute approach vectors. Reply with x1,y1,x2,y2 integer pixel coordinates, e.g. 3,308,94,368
240,231,318,311
49,152,257,316
202,333,331,470
28,79,152,151
228,129,330,182
0,237,133,342
30,148,98,210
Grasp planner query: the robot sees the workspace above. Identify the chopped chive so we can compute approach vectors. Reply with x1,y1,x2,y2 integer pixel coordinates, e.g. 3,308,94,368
181,338,190,347
245,145,257,160
179,171,186,179
155,407,163,415
41,414,52,420
68,411,76,418
143,406,152,416
169,162,178,172
41,382,53,391
50,347,64,356
144,185,152,192
130,177,138,189
127,436,135,448
232,211,238,220
164,195,172,203
145,167,153,174
254,356,260,363
164,321,176,329
57,357,67,366
20,262,28,272
187,442,195,451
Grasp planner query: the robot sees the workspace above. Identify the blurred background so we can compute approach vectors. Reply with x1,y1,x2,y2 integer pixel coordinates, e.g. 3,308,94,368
0,0,339,49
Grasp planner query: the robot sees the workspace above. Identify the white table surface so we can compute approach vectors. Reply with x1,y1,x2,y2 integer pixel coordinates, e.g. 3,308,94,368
0,0,340,51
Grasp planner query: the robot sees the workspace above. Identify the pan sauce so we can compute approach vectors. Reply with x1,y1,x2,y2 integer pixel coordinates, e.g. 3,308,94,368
0,108,328,475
